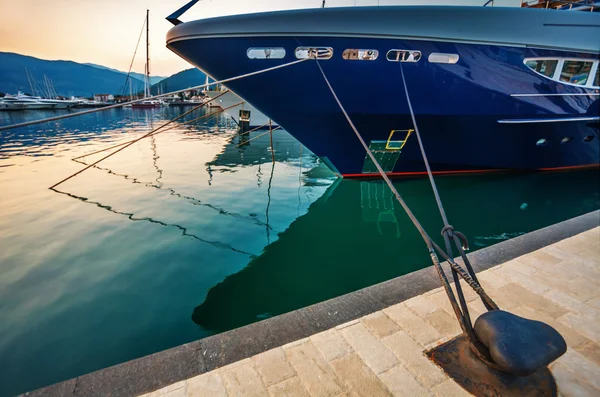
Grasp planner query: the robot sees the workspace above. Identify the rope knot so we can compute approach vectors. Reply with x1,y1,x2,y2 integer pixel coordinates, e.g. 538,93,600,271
441,225,470,251
441,225,454,236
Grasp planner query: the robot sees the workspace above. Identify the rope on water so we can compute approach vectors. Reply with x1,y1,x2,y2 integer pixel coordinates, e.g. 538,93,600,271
0,57,312,132
72,90,232,161
49,102,206,189
235,126,281,148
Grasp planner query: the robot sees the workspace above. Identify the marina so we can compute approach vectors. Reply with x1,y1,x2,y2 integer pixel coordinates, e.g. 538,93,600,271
0,107,598,396
0,1,599,396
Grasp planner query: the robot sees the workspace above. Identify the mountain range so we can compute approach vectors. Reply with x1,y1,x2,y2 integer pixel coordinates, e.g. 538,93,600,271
0,52,171,98
150,68,208,95
84,63,166,86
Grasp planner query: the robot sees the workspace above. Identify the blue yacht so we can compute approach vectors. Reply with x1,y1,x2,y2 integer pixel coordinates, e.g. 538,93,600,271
166,5,600,177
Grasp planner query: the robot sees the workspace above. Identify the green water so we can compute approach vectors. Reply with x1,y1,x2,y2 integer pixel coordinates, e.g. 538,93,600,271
0,107,598,396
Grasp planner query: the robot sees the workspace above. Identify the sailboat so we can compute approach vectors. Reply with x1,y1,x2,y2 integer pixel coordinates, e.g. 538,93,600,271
132,9,161,109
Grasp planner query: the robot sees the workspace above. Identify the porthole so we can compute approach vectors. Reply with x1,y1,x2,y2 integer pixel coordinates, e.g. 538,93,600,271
428,53,459,64
386,50,421,63
561,137,573,144
536,138,548,146
342,49,379,61
247,48,286,59
295,47,333,60
583,135,595,142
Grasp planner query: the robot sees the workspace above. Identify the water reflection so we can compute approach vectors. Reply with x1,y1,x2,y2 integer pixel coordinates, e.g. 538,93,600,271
192,170,600,333
0,108,333,397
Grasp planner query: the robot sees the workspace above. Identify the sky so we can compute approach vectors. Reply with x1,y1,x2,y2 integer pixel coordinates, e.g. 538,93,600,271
0,0,520,77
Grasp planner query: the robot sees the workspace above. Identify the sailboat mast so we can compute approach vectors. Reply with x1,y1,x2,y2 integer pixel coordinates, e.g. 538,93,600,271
146,9,150,98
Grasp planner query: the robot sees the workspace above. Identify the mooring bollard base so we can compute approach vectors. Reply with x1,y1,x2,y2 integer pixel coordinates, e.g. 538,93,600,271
427,336,557,397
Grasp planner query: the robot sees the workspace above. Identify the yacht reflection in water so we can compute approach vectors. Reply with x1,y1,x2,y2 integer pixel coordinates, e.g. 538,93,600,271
192,169,600,334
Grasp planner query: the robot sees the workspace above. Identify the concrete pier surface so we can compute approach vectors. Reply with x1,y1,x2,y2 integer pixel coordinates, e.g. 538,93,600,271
138,226,600,397
24,211,599,397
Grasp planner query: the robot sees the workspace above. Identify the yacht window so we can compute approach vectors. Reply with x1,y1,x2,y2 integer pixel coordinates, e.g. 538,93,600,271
561,137,573,144
342,49,379,61
295,47,333,60
525,59,558,78
428,53,459,64
247,48,286,59
560,60,593,85
386,50,421,62
595,67,600,87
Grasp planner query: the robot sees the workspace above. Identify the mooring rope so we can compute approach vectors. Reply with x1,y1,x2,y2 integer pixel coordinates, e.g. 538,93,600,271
49,102,209,189
235,126,281,148
315,61,498,311
72,90,232,161
0,57,312,132
397,64,497,312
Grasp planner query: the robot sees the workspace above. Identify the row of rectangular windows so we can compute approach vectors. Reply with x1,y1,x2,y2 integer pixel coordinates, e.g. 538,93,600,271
525,58,600,88
247,47,459,64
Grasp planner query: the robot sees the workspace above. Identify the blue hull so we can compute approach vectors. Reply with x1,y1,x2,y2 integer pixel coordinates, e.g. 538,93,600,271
168,36,600,176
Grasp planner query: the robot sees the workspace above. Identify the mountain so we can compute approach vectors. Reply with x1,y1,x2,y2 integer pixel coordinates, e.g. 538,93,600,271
84,63,166,85
0,52,146,97
150,68,208,95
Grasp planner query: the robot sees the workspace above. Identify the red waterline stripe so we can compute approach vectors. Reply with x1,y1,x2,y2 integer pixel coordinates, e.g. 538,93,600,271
342,164,600,178
538,164,600,171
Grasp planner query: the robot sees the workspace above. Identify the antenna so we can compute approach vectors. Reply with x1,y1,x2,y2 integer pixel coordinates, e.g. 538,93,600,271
321,0,326,8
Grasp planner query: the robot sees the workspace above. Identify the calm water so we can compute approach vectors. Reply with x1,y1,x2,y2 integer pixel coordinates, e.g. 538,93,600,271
0,107,598,396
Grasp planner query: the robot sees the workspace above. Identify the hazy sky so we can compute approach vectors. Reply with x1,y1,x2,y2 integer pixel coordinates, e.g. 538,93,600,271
0,0,519,77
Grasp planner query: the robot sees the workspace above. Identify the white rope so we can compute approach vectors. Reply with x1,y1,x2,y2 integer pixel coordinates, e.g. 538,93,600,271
0,58,312,132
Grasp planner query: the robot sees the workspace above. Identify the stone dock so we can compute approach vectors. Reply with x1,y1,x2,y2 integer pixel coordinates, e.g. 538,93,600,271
26,211,599,397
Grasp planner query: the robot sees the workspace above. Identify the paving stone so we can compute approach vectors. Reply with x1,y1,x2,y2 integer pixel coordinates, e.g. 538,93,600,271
425,290,455,317
512,306,591,349
551,361,599,397
500,258,538,276
423,310,462,339
221,362,268,397
560,277,600,302
405,295,442,318
329,353,392,397
544,290,600,320
558,312,600,344
384,303,442,347
252,347,296,387
574,341,600,367
285,341,345,397
311,329,353,362
339,322,398,375
476,269,512,290
557,348,600,390
496,284,569,319
588,296,600,310
382,331,447,388
267,377,310,397
431,379,472,397
186,372,227,397
362,312,401,338
378,365,432,397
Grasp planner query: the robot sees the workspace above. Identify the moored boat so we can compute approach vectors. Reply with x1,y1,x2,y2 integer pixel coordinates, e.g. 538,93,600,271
166,5,600,177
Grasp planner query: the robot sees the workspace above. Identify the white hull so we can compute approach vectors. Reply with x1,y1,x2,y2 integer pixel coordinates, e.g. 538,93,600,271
204,90,276,128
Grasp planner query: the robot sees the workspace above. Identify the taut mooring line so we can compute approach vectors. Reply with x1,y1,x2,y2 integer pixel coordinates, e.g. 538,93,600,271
235,126,281,148
50,102,204,189
315,61,497,310
59,100,245,188
0,58,311,132
72,90,231,161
